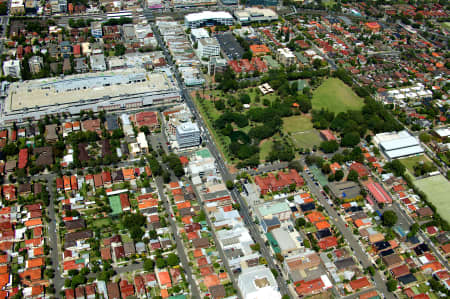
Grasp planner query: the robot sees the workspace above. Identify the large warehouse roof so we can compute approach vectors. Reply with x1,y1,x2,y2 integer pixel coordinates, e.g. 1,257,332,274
185,11,233,22
385,145,424,159
380,136,419,151
375,130,424,160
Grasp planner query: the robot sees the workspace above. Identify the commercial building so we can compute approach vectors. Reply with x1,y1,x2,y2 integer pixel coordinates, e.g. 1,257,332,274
184,11,234,29
256,201,291,222
434,127,450,139
28,56,44,74
4,68,180,123
11,0,25,15
91,22,103,38
208,57,227,75
197,37,220,58
173,0,217,7
373,130,423,160
176,121,201,148
234,7,278,24
90,53,107,72
221,0,237,4
3,60,21,78
328,181,361,200
238,266,281,299
277,48,296,66
190,28,210,42
246,0,278,6
271,228,297,255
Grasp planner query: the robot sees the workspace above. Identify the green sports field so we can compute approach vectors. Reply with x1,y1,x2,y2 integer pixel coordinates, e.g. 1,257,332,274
414,175,450,223
283,115,322,149
109,196,123,216
312,78,364,113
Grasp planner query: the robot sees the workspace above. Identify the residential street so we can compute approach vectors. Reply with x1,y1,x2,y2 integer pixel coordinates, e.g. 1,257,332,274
300,159,395,299
154,176,201,298
45,175,64,295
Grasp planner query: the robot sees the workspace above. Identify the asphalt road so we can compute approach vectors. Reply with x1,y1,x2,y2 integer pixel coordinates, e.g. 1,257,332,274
45,175,65,297
189,181,244,299
390,201,450,273
152,23,291,297
300,161,395,299
154,176,202,298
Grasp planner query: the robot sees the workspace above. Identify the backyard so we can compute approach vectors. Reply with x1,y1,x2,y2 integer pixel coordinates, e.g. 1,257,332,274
312,78,364,113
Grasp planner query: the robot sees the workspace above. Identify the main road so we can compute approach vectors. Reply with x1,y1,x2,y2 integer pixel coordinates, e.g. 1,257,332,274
151,23,291,297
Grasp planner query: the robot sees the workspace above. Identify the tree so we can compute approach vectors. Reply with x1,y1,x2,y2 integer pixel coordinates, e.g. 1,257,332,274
341,132,360,147
143,259,154,272
322,163,331,174
334,170,344,181
140,126,150,135
288,161,303,172
114,44,126,56
167,253,180,267
347,169,359,182
275,253,284,262
296,217,306,228
407,223,420,238
386,279,398,292
156,257,166,269
271,268,279,278
320,140,339,153
419,132,431,143
382,210,398,227
71,274,86,289
385,160,406,177
226,180,234,190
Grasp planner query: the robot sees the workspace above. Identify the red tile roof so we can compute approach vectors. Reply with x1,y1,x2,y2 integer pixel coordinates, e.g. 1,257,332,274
135,111,158,128
255,169,304,195
350,277,371,291
119,279,135,298
158,271,171,287
18,148,28,169
366,182,392,204
318,236,338,250
295,277,328,296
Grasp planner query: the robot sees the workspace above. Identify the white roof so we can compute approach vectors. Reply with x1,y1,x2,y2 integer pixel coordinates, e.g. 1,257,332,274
385,145,424,159
381,136,420,151
272,228,297,252
191,28,210,39
435,127,450,138
238,266,281,299
185,11,233,22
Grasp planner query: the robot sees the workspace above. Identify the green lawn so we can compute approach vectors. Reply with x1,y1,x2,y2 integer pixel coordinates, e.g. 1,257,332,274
399,155,432,175
283,115,314,133
414,175,450,223
312,78,364,113
92,218,112,228
260,139,273,161
291,131,322,149
323,0,336,8
194,88,279,164
283,115,322,150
